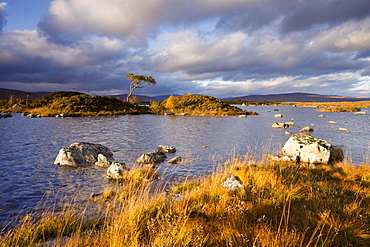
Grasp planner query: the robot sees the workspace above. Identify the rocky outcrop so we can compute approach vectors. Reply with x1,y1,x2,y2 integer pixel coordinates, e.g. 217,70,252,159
106,162,129,180
54,142,115,167
281,133,343,164
158,145,176,153
136,151,167,164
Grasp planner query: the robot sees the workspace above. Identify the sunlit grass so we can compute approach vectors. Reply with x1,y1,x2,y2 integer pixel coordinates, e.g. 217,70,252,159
289,101,370,109
2,158,370,246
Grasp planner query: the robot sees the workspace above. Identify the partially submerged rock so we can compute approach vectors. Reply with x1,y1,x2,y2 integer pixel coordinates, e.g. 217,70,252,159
107,162,129,180
136,151,167,164
168,156,182,164
54,142,115,167
95,153,115,167
272,123,289,128
0,113,12,118
281,133,343,164
300,126,314,132
158,145,176,153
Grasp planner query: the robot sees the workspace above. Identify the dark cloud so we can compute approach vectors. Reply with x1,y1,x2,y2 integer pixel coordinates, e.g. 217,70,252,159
280,0,370,33
0,0,369,97
355,49,370,60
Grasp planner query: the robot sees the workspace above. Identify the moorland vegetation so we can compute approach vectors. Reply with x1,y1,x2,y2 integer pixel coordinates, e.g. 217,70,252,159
150,94,258,116
2,158,370,246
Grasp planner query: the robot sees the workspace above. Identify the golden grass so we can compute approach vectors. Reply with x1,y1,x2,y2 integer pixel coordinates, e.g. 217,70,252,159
286,101,370,108
2,159,370,246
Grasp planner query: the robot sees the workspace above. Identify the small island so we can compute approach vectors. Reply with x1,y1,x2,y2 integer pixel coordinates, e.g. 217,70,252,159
0,91,258,117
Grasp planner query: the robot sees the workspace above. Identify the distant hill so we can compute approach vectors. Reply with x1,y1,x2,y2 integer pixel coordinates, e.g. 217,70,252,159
2,88,369,103
0,88,48,100
222,93,370,102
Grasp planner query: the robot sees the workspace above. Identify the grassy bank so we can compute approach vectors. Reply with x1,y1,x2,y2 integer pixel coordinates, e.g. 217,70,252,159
285,101,370,109
2,158,370,246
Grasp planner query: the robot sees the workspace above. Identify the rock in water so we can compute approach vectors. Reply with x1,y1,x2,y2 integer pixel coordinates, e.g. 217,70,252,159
168,156,182,164
95,153,115,167
300,126,314,132
272,123,289,128
54,142,115,167
282,134,342,164
136,151,167,164
158,145,176,153
107,162,128,180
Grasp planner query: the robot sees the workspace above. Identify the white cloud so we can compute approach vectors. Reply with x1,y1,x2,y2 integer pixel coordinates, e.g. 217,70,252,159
0,2,7,32
310,17,370,53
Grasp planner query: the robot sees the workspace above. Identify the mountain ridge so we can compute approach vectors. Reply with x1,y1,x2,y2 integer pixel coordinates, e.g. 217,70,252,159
1,88,369,102
222,92,370,102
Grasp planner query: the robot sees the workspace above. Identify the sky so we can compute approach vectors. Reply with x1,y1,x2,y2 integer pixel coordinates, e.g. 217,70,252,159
0,0,370,98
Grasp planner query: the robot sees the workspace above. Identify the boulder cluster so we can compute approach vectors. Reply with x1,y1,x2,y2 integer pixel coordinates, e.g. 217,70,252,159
54,142,182,180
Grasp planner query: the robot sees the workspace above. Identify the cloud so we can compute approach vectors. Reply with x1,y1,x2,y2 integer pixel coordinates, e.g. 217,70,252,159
38,0,170,45
0,0,369,97
0,2,7,32
280,0,370,33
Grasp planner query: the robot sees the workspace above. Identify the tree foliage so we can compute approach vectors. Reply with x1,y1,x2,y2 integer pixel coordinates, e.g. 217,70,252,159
126,73,156,102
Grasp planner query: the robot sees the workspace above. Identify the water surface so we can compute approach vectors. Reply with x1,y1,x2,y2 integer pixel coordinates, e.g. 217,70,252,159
0,105,369,227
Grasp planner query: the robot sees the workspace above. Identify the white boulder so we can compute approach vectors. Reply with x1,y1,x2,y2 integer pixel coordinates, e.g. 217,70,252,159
282,134,342,164
223,176,243,193
107,162,128,180
54,142,115,167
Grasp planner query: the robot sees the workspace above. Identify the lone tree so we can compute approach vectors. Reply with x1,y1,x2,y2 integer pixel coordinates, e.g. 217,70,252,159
126,73,157,102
